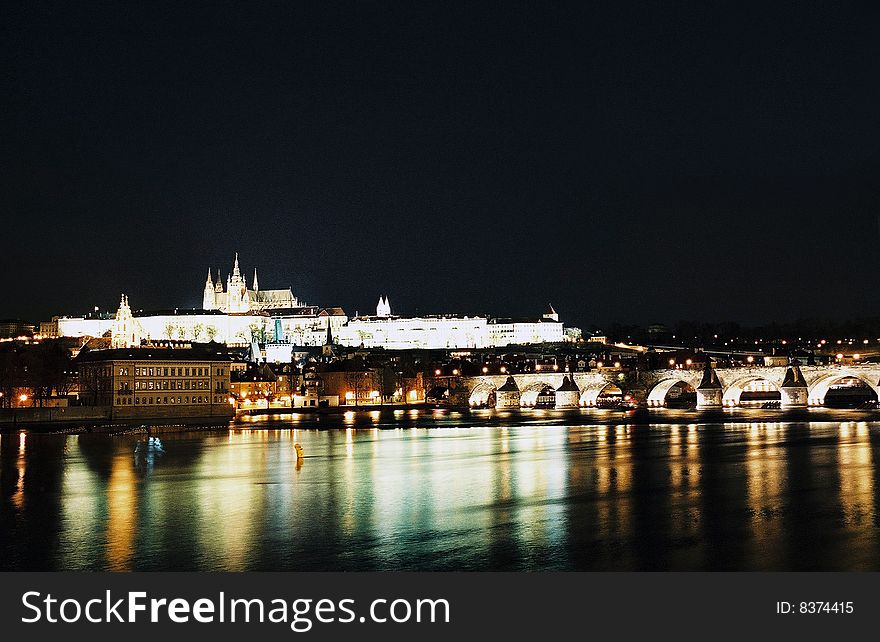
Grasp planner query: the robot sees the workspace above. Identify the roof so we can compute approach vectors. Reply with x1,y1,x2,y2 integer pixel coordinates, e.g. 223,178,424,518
77,343,235,363
781,365,806,388
488,317,558,324
135,308,226,317
497,376,520,392
556,376,580,392
251,288,296,304
697,362,722,389
318,307,347,317
268,306,321,317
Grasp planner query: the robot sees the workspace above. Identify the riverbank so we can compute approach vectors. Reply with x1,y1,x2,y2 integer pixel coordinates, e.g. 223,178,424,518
7,404,879,435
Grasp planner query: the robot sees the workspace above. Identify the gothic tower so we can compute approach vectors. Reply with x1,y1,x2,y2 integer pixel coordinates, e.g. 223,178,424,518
226,252,251,314
203,268,216,310
111,294,142,348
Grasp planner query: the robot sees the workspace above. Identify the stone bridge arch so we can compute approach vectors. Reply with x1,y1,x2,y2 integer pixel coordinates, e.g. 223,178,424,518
468,382,497,407
807,370,880,406
721,375,782,407
519,381,556,407
579,381,623,407
646,376,699,407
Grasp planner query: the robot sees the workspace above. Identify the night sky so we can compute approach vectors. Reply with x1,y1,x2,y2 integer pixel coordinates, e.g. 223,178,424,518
2,2,878,327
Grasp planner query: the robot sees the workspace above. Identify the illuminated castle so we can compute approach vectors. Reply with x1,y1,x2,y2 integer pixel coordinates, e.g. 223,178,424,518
202,253,298,313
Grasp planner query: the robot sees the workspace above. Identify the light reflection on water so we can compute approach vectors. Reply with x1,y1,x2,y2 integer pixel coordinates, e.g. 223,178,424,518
1,409,880,571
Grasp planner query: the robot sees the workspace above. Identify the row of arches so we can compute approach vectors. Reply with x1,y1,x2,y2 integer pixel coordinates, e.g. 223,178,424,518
647,375,879,408
466,381,625,409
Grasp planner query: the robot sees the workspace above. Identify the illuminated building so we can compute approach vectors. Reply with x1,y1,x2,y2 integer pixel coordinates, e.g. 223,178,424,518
77,346,234,419
202,253,298,313
53,257,567,350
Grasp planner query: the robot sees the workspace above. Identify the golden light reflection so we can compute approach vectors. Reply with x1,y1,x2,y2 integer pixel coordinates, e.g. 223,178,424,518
837,422,873,529
195,432,262,571
744,422,784,567
12,431,26,510
106,452,137,571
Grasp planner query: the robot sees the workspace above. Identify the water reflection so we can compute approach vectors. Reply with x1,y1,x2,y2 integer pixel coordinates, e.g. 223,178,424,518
1,413,880,570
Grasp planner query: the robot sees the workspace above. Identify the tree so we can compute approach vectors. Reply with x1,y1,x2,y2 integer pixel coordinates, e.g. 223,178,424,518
23,342,74,407
0,347,24,408
206,325,218,342
381,366,401,402
344,370,366,407
193,323,204,341
164,323,175,340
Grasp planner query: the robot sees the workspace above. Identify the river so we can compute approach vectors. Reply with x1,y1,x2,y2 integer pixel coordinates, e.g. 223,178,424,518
2,407,880,570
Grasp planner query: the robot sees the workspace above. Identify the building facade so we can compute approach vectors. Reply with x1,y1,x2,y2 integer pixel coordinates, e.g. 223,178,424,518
52,257,568,350
77,347,234,419
203,253,298,313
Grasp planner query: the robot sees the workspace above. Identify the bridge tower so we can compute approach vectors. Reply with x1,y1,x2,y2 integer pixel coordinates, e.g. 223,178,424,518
555,376,580,408
496,376,521,408
696,360,723,408
779,364,808,407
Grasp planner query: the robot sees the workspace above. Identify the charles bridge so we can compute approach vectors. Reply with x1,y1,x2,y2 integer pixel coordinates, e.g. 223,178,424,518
433,363,880,409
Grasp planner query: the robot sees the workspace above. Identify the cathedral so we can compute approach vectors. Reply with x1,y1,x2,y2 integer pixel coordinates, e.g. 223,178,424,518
203,253,299,313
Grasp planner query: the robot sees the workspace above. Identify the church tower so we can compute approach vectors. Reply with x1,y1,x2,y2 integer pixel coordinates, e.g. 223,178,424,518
376,295,391,317
111,294,142,348
203,268,216,310
226,252,251,314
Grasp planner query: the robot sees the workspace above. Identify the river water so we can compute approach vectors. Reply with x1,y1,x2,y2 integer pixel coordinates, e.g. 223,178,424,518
2,408,880,571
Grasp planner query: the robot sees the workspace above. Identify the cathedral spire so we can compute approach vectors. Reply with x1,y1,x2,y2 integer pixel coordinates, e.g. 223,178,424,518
111,293,141,348
232,252,241,277
205,268,213,287
253,268,259,291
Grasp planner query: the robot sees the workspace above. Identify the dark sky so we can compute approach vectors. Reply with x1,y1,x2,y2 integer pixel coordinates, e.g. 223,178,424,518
2,1,878,328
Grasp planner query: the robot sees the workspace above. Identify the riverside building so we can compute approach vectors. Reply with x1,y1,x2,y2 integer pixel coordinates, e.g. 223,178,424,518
77,345,234,419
